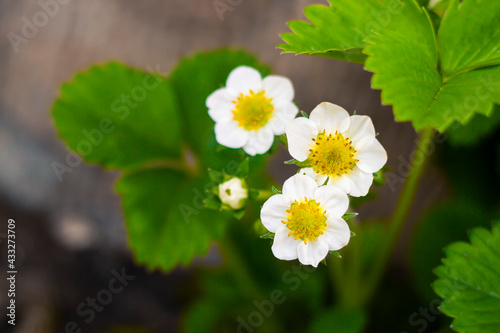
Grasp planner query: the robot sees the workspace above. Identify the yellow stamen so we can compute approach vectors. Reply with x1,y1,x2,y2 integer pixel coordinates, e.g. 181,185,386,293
232,90,274,131
308,130,357,179
281,199,327,244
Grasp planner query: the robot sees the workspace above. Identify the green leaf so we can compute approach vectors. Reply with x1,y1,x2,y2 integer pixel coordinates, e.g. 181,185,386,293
433,222,500,333
364,0,500,131
409,198,491,303
278,0,402,64
52,62,182,170
309,307,367,333
445,105,500,147
438,0,500,77
169,49,270,170
115,169,230,271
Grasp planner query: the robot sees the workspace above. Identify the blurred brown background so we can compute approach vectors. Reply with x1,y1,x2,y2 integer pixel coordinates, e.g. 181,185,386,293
0,0,444,332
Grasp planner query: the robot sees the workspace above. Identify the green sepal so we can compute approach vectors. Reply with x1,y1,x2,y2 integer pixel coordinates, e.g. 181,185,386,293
330,250,342,259
233,209,246,220
342,213,358,221
272,186,282,194
260,232,275,240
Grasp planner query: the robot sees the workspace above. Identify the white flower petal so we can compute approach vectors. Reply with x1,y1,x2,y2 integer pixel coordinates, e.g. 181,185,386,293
206,87,234,109
260,194,291,233
267,102,299,135
208,106,234,123
286,117,318,161
323,217,351,251
297,237,329,267
344,166,373,197
226,66,262,94
272,226,301,260
219,178,248,210
355,137,387,173
342,115,376,146
214,122,249,149
309,102,351,134
327,175,351,195
298,168,328,186
313,185,349,218
262,75,294,102
282,174,318,203
243,128,275,156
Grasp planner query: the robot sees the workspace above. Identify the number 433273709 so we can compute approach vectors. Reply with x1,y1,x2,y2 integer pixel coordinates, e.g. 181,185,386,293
7,219,15,270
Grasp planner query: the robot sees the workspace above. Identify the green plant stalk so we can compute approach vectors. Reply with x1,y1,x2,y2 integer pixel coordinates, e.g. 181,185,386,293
358,127,434,305
329,221,363,308
218,236,282,332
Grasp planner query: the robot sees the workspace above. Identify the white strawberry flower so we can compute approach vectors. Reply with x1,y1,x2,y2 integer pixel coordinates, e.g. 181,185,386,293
218,177,248,210
206,66,299,156
260,174,351,267
286,102,387,197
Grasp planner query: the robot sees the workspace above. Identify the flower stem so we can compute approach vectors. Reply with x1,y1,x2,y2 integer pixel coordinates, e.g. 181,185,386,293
218,236,282,332
359,127,434,305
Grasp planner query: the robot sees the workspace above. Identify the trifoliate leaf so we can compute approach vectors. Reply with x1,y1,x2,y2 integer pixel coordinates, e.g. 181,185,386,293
438,0,500,77
115,169,230,271
433,222,500,333
364,0,500,132
278,0,395,64
52,62,182,170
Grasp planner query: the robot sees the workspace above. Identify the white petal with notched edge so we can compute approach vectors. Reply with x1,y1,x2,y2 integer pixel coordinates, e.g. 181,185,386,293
323,218,351,251
343,167,373,197
297,237,329,267
226,66,262,94
262,76,294,102
355,137,388,174
214,122,249,148
260,194,290,233
282,174,317,202
286,117,318,161
243,128,275,156
268,102,299,134
313,186,349,218
341,115,376,146
272,227,301,260
309,102,351,134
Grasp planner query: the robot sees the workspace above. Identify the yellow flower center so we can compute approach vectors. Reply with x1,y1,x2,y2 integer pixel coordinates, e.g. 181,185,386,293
232,90,274,131
309,131,358,179
282,198,327,244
